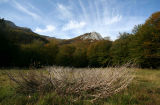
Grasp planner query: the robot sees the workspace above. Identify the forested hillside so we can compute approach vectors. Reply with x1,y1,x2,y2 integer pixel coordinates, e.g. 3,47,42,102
0,11,160,68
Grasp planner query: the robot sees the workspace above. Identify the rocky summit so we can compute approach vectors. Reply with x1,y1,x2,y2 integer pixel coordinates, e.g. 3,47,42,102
80,32,103,40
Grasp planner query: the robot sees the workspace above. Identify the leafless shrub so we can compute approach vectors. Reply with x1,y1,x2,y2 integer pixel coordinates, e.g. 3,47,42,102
6,70,53,93
6,66,134,101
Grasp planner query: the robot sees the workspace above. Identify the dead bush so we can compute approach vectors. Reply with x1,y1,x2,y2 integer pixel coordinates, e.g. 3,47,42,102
7,66,134,101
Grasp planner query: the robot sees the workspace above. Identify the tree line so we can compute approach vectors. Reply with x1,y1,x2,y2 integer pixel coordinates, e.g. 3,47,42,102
0,12,160,69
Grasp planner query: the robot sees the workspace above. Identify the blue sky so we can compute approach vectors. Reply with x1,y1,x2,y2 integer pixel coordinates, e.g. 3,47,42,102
0,0,160,40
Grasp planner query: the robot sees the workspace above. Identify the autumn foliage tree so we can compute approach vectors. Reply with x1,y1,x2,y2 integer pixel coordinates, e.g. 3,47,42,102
73,47,88,67
87,40,112,67
56,45,75,66
0,19,20,67
130,12,160,68
111,32,133,65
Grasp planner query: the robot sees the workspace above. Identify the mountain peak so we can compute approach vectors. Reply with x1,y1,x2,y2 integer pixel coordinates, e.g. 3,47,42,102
80,32,103,40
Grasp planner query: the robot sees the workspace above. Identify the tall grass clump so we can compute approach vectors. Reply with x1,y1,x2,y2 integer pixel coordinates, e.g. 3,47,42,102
6,66,134,102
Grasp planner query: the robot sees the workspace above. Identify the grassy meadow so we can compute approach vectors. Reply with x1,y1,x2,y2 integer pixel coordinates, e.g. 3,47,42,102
0,68,160,105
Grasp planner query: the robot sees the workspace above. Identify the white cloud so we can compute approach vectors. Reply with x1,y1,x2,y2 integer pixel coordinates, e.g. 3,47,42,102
57,4,73,19
35,25,55,34
13,1,40,19
78,0,88,20
105,15,122,25
62,20,86,31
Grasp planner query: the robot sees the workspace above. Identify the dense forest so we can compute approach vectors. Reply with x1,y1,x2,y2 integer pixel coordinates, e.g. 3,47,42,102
0,12,160,69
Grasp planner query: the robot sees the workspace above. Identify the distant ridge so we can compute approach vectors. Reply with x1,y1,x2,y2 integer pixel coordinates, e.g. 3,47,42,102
4,20,32,32
0,19,48,44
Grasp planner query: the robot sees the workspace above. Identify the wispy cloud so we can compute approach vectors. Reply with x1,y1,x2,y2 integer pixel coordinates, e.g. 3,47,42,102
94,0,101,23
57,3,73,19
35,25,55,35
1,0,148,40
62,20,86,31
105,15,122,25
13,1,40,19
78,0,88,21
